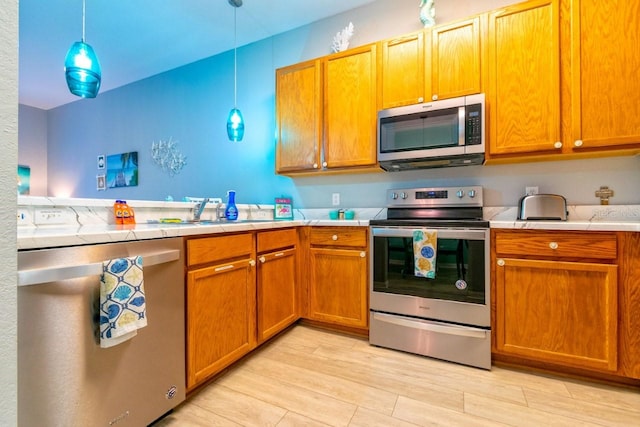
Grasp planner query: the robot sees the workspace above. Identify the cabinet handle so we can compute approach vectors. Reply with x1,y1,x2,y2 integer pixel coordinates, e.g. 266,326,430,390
549,242,559,250
432,94,438,101
554,141,562,149
313,163,318,169
418,97,424,103
574,139,583,147
360,251,366,258
322,161,328,168
332,235,338,241
249,259,256,267
497,259,505,267
259,256,266,263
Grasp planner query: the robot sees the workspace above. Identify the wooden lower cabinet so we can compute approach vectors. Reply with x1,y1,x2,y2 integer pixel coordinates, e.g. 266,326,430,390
495,257,618,372
186,234,256,390
256,228,298,344
492,229,622,376
618,232,640,379
306,227,368,329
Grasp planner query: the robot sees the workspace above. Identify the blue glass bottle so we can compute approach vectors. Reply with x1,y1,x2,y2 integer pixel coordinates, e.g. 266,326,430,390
225,190,238,221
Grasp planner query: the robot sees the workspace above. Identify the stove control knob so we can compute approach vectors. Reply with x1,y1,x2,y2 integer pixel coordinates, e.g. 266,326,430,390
390,192,398,200
468,189,476,198
456,189,465,198
400,192,408,199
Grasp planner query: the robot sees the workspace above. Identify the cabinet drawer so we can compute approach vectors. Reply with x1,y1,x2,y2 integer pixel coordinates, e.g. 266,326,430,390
309,228,367,248
187,233,254,267
495,231,617,260
257,228,297,253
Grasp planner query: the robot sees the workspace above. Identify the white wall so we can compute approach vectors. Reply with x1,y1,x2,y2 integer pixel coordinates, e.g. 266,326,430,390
0,0,18,424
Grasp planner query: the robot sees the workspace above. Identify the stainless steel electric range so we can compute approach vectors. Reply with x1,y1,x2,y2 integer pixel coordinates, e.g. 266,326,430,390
369,186,491,369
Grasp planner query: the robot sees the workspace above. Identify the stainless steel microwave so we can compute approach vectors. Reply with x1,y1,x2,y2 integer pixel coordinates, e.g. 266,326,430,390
377,94,485,171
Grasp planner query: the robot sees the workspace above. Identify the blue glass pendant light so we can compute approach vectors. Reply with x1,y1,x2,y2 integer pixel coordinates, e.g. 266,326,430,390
64,0,101,98
226,0,245,142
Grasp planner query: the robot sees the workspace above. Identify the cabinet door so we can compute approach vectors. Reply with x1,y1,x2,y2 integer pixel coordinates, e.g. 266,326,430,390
186,259,256,389
308,247,368,328
568,1,640,150
276,60,322,173
257,248,298,343
487,0,561,156
495,257,618,372
430,16,483,101
618,232,640,379
324,44,377,169
378,31,426,109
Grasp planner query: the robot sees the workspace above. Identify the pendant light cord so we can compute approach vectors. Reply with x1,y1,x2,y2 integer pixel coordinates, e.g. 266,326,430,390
233,5,237,108
82,0,86,42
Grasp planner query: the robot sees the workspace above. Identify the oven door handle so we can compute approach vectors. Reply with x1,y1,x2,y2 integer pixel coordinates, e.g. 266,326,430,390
372,312,488,339
371,227,487,241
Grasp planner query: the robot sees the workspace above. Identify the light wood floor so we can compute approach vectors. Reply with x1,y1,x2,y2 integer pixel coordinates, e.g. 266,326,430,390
156,325,640,427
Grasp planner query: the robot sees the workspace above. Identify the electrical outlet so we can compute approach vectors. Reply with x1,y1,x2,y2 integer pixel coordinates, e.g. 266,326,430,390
17,208,32,226
332,193,340,206
525,186,539,196
34,208,67,225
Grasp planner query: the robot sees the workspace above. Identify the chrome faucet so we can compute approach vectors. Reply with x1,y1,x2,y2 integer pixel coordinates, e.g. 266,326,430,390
192,198,210,221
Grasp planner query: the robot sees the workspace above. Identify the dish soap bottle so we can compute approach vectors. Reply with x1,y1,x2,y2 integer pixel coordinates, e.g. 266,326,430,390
225,190,238,221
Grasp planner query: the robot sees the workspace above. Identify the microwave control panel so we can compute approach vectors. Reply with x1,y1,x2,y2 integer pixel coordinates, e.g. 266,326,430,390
465,104,483,146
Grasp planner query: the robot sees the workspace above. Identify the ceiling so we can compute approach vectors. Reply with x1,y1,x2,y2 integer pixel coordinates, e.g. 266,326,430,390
19,0,377,110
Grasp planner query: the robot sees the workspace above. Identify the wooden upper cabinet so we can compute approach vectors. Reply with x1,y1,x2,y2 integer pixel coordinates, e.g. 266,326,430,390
275,59,322,173
567,0,640,151
324,44,378,169
430,15,484,101
487,0,561,157
378,31,426,109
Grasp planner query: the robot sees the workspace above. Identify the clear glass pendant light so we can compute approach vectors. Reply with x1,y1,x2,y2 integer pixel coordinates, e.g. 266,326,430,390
64,0,102,98
226,0,245,142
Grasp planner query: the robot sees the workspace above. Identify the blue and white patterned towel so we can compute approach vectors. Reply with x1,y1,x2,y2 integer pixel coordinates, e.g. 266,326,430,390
413,229,437,279
99,256,147,348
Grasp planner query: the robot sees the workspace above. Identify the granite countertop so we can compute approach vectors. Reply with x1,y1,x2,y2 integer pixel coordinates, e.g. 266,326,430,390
486,205,640,232
17,196,640,250
17,219,371,250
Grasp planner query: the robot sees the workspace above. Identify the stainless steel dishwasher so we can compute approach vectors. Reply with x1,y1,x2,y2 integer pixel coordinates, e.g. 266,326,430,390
17,237,186,426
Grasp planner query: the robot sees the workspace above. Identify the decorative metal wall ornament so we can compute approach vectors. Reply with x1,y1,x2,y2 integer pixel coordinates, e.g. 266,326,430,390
151,137,187,176
331,22,354,53
419,0,436,28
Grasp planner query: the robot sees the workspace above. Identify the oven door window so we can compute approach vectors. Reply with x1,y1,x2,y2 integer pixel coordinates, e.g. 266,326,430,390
373,234,485,305
379,107,462,153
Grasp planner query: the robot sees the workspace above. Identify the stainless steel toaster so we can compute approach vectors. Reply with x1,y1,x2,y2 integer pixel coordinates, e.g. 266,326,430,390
517,194,568,221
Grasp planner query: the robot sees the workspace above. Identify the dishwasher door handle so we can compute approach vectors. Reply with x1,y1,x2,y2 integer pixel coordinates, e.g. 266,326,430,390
18,249,181,287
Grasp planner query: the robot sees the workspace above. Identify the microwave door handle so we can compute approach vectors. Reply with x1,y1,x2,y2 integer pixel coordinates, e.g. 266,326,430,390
458,107,466,146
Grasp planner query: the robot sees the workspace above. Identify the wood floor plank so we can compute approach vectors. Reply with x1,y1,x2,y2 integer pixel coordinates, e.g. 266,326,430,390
393,395,511,427
241,354,399,416
348,407,421,427
563,379,640,413
276,411,333,427
524,389,640,427
216,368,358,427
464,392,603,427
313,342,529,406
152,403,243,427
260,342,465,412
188,383,287,426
